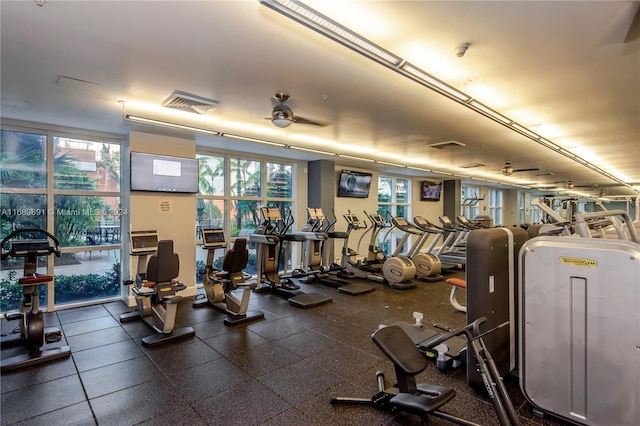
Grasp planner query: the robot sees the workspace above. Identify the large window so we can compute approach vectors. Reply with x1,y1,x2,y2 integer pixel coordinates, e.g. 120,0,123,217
377,176,411,255
1,126,123,312
195,153,294,278
488,189,504,226
461,186,481,219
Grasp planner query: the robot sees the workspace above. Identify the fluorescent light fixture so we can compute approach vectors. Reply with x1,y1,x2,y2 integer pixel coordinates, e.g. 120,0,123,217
510,123,540,140
558,148,576,158
407,166,432,172
401,63,471,102
376,160,406,168
259,0,402,66
124,114,220,136
221,133,287,147
431,170,454,176
259,1,626,189
289,145,336,156
468,100,512,124
538,138,561,150
338,154,375,162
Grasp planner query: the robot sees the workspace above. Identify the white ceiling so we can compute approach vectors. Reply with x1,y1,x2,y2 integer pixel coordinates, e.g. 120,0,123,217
1,0,639,197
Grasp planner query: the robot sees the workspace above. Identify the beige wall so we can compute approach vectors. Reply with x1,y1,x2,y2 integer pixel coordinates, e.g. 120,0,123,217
127,131,197,302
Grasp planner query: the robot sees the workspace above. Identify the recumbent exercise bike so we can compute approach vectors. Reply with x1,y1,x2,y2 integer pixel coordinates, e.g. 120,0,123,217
193,229,264,325
120,238,195,347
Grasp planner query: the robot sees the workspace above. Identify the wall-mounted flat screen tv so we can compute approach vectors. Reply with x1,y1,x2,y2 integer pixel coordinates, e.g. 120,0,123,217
421,180,442,201
337,170,372,198
130,152,199,193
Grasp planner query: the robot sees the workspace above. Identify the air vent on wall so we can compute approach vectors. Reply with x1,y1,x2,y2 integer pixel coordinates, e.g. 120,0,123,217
162,90,219,115
427,140,466,149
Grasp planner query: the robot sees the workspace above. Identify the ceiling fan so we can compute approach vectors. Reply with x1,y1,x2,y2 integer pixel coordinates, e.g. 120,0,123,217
501,162,540,176
268,93,328,128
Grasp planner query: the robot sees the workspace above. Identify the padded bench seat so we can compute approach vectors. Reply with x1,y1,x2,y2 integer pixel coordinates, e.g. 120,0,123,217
445,278,466,312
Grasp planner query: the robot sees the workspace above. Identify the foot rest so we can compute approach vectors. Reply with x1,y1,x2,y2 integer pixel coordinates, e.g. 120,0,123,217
173,282,187,292
445,278,466,288
390,386,455,414
5,310,22,321
133,287,155,296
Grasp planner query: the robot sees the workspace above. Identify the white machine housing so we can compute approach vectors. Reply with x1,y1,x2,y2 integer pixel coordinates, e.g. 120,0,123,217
519,236,640,425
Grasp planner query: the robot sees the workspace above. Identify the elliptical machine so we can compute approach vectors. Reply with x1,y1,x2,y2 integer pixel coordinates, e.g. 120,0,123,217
339,211,415,289
365,211,416,290
193,228,264,325
384,212,442,282
1,228,70,372
339,211,386,283
250,206,332,308
297,208,374,296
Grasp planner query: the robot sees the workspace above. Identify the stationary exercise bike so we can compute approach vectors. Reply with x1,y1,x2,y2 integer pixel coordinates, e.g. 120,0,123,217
1,228,70,372
120,237,195,347
193,229,264,325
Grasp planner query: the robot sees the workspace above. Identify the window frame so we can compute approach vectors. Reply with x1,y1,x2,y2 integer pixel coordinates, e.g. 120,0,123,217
195,150,296,279
377,175,412,256
487,188,504,226
1,121,124,312
461,185,481,219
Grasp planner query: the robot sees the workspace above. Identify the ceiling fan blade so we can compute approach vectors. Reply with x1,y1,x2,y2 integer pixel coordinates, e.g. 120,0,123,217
624,4,640,43
293,115,329,127
513,167,540,173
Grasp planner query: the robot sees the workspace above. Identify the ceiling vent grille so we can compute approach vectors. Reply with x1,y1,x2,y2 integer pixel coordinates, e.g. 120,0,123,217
459,162,485,169
535,171,555,176
162,90,219,114
427,140,466,149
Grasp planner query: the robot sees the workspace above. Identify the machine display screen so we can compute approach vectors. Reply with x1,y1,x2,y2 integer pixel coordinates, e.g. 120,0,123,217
202,229,225,248
130,230,159,253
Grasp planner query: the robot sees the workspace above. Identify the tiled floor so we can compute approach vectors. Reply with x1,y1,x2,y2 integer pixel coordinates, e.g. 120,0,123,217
1,274,568,426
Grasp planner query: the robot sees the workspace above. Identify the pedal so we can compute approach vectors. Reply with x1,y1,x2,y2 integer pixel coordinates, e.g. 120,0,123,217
281,279,300,290
45,329,63,343
5,310,22,321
